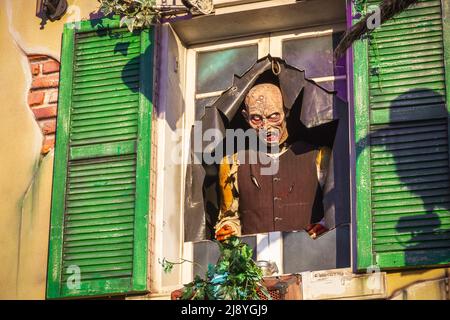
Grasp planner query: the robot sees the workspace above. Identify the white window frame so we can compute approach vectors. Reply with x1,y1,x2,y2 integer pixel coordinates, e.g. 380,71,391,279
182,35,270,283
185,35,270,128
178,23,350,286
269,23,347,84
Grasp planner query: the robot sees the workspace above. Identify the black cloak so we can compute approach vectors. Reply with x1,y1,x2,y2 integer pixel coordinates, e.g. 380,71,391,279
184,55,348,242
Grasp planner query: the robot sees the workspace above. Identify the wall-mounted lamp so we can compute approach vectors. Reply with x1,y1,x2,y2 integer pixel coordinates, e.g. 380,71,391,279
40,0,68,22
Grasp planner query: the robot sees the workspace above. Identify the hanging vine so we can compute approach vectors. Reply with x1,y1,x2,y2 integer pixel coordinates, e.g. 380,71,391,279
98,0,158,32
353,0,367,14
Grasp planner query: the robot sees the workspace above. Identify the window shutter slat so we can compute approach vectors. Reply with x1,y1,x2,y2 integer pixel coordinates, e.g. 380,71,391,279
354,0,450,270
47,21,153,298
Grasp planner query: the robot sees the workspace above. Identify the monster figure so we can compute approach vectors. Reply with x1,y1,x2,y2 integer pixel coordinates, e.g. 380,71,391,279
184,56,348,243
214,83,330,241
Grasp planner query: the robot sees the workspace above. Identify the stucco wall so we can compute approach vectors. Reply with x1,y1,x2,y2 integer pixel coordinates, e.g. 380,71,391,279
0,0,448,301
0,0,98,299
386,268,450,299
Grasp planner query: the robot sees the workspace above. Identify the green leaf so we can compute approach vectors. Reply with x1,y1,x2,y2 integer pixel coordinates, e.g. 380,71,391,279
216,260,229,273
181,286,194,300
172,237,267,300
258,284,272,300
159,258,174,273
98,0,156,31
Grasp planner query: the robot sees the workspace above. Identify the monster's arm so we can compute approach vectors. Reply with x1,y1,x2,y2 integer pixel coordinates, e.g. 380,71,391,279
307,146,332,239
316,146,332,189
215,154,242,240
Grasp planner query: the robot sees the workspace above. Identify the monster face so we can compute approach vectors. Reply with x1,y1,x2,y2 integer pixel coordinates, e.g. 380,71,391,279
243,83,288,146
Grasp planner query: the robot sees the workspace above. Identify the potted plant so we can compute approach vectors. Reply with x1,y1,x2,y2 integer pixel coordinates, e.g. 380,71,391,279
161,236,271,300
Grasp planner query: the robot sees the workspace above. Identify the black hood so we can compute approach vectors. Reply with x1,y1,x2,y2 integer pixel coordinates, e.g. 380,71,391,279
211,55,340,130
184,54,346,242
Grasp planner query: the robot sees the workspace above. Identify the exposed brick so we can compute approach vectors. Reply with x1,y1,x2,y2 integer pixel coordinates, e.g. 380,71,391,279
42,61,60,74
28,55,48,62
32,74,59,89
27,53,61,156
39,119,56,135
41,134,55,155
47,90,59,104
32,105,57,120
30,63,41,76
28,91,45,106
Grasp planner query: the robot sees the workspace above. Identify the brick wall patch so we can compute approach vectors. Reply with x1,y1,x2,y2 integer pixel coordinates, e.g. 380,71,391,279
27,55,60,155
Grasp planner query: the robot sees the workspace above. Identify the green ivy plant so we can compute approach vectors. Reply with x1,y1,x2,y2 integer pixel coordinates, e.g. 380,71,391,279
160,236,271,300
98,0,157,32
353,0,367,14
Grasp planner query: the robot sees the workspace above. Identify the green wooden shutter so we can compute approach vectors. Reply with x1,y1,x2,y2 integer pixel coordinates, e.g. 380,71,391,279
47,19,153,298
354,0,450,270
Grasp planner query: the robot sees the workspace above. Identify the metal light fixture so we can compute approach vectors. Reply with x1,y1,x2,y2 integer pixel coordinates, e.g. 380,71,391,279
41,0,68,22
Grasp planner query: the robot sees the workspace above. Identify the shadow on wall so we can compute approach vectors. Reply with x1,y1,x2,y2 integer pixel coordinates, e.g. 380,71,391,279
86,19,155,106
357,88,450,267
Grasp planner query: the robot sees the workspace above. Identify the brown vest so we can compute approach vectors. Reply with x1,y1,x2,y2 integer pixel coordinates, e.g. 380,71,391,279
237,141,323,235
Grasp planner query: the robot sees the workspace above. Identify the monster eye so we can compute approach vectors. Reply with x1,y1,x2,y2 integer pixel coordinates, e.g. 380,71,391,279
268,113,281,122
250,115,263,125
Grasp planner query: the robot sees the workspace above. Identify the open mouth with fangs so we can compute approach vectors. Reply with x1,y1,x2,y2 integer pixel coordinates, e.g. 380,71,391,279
263,129,280,143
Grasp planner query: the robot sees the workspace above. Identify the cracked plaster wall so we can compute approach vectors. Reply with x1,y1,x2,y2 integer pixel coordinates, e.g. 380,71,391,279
0,0,98,299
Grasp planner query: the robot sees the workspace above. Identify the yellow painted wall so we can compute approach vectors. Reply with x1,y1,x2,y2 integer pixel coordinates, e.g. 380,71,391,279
0,0,98,299
0,0,448,300
386,268,450,299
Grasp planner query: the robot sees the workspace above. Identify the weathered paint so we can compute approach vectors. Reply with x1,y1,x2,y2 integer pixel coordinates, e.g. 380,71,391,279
47,20,153,298
0,2,47,299
5,0,99,61
386,267,449,298
352,0,374,270
151,24,187,292
354,0,450,270
0,0,449,300
0,0,100,299
133,27,154,292
442,0,450,172
274,266,450,300
16,152,55,299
